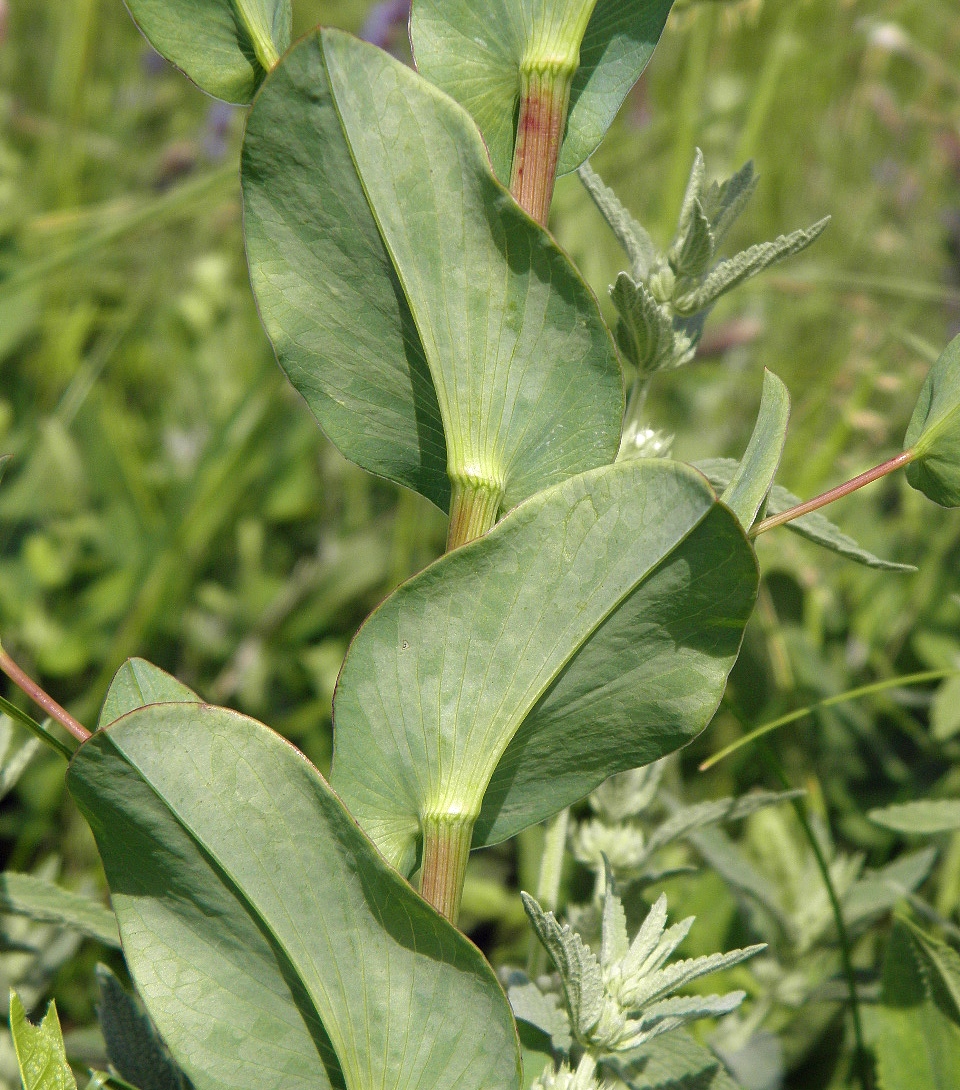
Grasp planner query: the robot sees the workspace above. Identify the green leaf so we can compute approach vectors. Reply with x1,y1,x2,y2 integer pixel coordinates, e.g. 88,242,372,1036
720,370,790,530
609,1029,743,1089
242,29,622,514
933,676,960,740
842,848,936,932
98,659,197,730
411,0,677,181
611,274,692,377
505,973,573,1053
900,917,960,1022
578,163,657,279
696,458,914,571
0,714,40,802
331,459,757,873
9,993,78,1090
866,920,960,1090
121,0,290,103
66,704,522,1090
869,800,960,835
699,160,758,250
669,200,714,282
905,334,960,507
96,966,189,1090
0,454,10,484
0,872,120,948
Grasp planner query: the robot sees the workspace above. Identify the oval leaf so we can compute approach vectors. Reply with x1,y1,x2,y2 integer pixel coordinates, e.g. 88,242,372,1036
869,799,960,835
123,0,291,103
411,0,676,181
331,460,757,873
98,658,197,729
243,29,622,513
905,333,960,507
67,704,521,1090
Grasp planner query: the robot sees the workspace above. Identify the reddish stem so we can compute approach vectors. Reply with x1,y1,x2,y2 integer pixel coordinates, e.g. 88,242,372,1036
510,68,571,226
0,646,90,743
751,449,915,537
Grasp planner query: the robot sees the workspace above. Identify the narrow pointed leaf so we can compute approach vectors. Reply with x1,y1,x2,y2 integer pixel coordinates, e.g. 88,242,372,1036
869,800,960,835
67,705,522,1090
578,163,657,279
700,161,758,248
243,30,622,513
609,1030,741,1090
905,334,960,507
0,715,40,801
121,0,290,103
99,659,196,729
901,917,960,1022
670,200,714,282
0,873,120,948
411,0,677,181
696,458,914,571
720,370,790,530
9,994,77,1090
331,460,756,872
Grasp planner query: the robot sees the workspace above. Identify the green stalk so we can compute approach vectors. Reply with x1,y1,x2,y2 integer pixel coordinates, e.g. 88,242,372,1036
0,645,90,746
419,814,475,925
758,743,872,1090
446,476,503,551
0,695,74,761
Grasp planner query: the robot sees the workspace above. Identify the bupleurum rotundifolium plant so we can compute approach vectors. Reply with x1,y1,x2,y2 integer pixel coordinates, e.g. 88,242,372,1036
3,3,960,1090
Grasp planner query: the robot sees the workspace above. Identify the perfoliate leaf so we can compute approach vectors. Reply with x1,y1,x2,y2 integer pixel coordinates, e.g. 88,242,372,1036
673,218,831,315
99,659,197,730
9,993,78,1090
331,459,757,874
0,873,120,948
720,370,790,530
243,29,622,514
904,334,960,507
869,800,960,835
121,0,290,103
96,966,188,1090
67,705,522,1090
578,163,658,279
696,458,915,571
411,0,677,181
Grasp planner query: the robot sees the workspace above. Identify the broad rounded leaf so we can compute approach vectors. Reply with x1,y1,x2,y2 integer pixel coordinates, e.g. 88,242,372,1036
67,705,521,1090
331,459,757,873
243,29,622,512
411,0,676,181
98,657,196,729
122,0,291,103
905,333,960,507
869,800,960,835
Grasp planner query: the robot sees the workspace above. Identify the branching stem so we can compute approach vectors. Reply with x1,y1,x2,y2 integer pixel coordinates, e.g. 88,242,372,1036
0,645,90,744
751,450,915,536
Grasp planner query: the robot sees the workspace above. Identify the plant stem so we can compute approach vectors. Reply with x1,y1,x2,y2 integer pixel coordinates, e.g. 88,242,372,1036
510,63,573,226
0,646,90,744
700,669,956,771
758,743,872,1090
0,694,74,761
419,815,475,924
751,450,915,537
572,1052,598,1090
446,476,503,551
232,0,280,71
527,807,570,976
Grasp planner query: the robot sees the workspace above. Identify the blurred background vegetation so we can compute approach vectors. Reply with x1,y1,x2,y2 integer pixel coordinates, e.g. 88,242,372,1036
0,0,959,1086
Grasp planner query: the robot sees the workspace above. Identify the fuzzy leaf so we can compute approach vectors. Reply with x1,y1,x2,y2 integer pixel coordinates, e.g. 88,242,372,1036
411,0,677,181
674,219,831,315
9,994,77,1090
505,974,573,1052
869,800,960,835
0,873,119,948
243,29,622,513
904,334,960,507
611,274,679,375
96,966,188,1090
121,0,290,103
99,659,197,730
842,847,937,931
67,705,522,1090
609,1029,742,1090
720,370,790,530
699,160,758,248
696,458,914,571
578,163,658,279
331,460,757,873
670,200,715,282
590,763,664,824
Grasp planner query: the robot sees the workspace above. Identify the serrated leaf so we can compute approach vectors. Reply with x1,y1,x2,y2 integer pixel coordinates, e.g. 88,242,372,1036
121,0,290,103
9,994,78,1090
696,458,914,571
670,200,714,282
720,370,790,530
331,460,757,874
673,150,705,256
842,847,936,932
99,660,197,730
869,800,960,835
674,218,831,315
699,161,758,249
900,917,960,1023
578,163,658,279
904,334,960,507
611,274,676,375
411,0,676,181
0,873,119,949
505,974,573,1052
609,1029,742,1090
67,705,522,1090
96,967,188,1090
243,29,622,514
